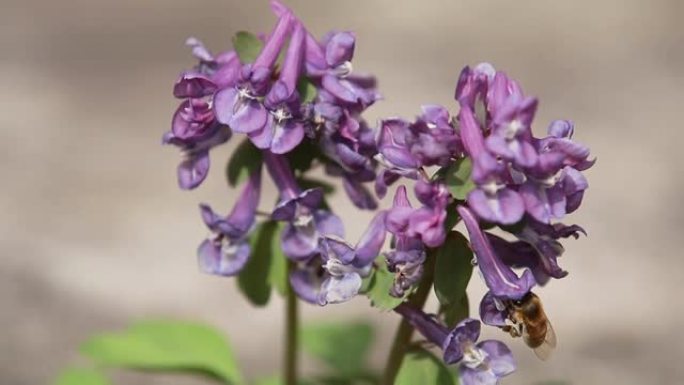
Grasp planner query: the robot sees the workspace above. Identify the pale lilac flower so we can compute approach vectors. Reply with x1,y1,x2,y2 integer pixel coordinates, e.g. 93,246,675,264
197,166,261,276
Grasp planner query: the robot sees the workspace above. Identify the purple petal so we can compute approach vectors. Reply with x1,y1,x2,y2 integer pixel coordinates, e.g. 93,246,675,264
408,207,446,248
177,151,210,190
289,264,322,304
458,107,486,158
270,120,305,154
467,188,525,225
477,340,516,376
479,291,508,327
321,236,356,264
213,87,268,134
279,22,305,95
197,239,250,276
459,367,497,385
342,177,378,210
325,32,355,67
281,222,319,261
547,119,574,139
313,210,345,238
443,318,482,364
173,72,216,99
457,205,536,300
247,119,275,149
519,182,566,224
353,211,387,267
253,13,293,69
374,169,401,199
221,165,261,237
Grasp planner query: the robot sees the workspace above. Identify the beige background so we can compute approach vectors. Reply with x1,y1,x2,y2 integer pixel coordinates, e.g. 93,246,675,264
1,0,683,384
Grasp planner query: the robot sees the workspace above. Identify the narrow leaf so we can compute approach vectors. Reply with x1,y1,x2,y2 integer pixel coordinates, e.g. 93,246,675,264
442,294,469,327
226,139,262,187
301,322,374,375
55,367,109,385
81,320,243,385
433,231,473,308
268,224,288,296
232,31,263,64
444,158,476,200
395,348,455,385
238,222,279,306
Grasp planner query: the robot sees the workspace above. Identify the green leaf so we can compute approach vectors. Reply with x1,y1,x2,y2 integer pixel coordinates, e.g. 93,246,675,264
253,377,316,385
226,139,262,187
268,225,288,296
297,78,318,104
433,231,473,310
285,140,322,174
81,320,244,385
297,177,336,195
443,158,476,200
442,294,469,327
301,322,374,375
395,348,455,385
238,222,279,306
366,260,405,311
55,367,109,385
443,201,460,232
232,31,263,64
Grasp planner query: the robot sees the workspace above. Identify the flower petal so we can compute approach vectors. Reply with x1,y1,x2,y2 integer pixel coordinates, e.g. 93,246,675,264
177,151,210,190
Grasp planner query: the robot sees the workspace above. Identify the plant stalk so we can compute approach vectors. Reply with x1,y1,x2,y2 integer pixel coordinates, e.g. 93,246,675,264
284,261,299,385
381,251,436,385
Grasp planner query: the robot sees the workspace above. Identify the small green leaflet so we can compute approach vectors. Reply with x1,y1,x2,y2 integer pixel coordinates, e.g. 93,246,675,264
443,157,476,200
433,231,473,323
366,258,405,311
395,348,455,385
442,294,470,327
238,221,284,306
226,139,262,187
301,322,374,376
297,78,318,104
232,31,263,64
55,367,110,385
80,320,244,385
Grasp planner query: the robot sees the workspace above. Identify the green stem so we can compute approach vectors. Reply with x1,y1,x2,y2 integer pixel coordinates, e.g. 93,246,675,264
284,261,299,385
381,251,436,385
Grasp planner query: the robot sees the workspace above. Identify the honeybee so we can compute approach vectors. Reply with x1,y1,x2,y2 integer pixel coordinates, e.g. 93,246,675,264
502,292,557,360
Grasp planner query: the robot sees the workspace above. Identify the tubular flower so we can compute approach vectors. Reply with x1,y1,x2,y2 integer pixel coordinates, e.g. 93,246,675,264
395,304,516,385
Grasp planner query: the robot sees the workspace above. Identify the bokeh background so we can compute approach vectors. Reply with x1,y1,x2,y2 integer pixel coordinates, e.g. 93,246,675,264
2,0,683,384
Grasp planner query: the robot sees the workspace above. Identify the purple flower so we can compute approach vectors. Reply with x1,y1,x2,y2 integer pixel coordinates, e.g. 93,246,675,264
263,151,344,260
394,305,516,384
374,119,420,197
460,106,525,225
289,212,387,305
248,22,307,154
385,186,427,296
197,165,262,276
213,13,294,138
455,63,496,111
457,205,535,300
407,105,462,167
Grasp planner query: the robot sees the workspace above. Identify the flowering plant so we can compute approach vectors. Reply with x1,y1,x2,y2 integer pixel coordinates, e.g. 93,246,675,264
55,2,592,385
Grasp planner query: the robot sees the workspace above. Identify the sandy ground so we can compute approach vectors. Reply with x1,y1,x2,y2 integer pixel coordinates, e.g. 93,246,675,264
1,0,683,384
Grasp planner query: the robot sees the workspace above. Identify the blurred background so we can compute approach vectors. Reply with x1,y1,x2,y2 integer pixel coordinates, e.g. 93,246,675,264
1,0,683,384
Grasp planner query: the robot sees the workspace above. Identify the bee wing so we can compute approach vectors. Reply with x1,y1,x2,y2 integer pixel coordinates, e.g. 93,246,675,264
532,321,557,361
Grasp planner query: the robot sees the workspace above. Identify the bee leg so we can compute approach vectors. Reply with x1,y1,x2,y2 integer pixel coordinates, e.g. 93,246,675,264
502,325,522,338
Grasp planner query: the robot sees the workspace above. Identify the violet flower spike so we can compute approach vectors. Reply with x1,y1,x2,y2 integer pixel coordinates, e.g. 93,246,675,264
394,305,516,384
457,205,536,300
197,164,262,276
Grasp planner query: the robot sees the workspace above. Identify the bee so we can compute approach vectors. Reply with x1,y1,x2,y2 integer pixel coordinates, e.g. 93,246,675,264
502,292,557,360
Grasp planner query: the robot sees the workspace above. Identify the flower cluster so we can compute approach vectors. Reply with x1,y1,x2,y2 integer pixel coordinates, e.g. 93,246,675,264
164,2,593,384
